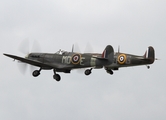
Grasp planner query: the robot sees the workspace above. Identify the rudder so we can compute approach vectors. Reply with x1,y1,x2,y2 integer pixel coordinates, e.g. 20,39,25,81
144,46,155,64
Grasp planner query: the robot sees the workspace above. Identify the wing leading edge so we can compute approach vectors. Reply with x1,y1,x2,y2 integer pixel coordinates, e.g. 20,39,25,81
3,53,53,69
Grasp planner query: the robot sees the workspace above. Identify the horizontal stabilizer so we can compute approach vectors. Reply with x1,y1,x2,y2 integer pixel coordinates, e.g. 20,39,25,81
92,56,108,60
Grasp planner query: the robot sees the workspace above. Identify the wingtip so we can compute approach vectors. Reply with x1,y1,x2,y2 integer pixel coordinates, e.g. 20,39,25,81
3,53,14,58
3,53,10,56
3,53,7,56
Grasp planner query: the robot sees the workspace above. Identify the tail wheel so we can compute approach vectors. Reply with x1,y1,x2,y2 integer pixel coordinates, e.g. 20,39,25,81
147,65,150,69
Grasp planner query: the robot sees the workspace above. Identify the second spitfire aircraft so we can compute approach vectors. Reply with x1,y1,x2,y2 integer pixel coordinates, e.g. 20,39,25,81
3,45,155,81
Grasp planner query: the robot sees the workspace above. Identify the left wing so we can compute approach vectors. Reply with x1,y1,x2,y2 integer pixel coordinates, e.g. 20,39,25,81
3,53,53,69
3,53,77,70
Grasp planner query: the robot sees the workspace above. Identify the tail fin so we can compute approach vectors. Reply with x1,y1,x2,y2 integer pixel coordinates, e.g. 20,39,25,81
102,45,114,63
144,46,155,64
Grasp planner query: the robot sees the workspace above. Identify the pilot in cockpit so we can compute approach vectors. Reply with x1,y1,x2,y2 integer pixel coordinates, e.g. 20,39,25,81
56,49,66,55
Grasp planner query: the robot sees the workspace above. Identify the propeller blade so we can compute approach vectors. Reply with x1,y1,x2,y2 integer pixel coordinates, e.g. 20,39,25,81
76,68,85,74
29,65,38,72
75,43,93,73
18,38,30,55
73,43,81,53
84,42,93,53
31,40,41,53
18,39,41,75
17,61,28,74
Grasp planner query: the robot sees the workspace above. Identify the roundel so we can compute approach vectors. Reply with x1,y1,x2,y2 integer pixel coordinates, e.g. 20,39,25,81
118,54,126,64
71,54,81,64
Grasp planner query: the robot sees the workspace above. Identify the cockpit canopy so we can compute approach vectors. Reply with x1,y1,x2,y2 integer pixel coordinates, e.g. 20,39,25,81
56,49,69,55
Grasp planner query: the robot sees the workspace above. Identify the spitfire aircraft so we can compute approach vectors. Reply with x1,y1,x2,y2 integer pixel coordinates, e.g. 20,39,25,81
3,45,155,81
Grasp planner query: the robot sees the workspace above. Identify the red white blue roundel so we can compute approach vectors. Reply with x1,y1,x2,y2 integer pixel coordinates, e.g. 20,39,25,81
71,54,81,64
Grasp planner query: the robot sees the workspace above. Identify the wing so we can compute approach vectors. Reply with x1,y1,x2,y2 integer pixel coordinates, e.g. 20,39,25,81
3,53,53,69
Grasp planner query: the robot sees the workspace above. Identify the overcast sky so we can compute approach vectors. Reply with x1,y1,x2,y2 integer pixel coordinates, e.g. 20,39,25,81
0,0,166,120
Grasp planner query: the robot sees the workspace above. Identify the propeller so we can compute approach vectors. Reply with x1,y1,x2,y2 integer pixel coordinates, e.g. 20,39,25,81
32,40,41,53
18,38,30,55
72,42,93,53
17,61,28,74
72,42,94,74
17,39,41,74
73,43,81,53
84,42,94,53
